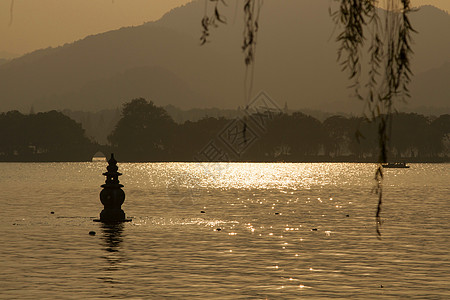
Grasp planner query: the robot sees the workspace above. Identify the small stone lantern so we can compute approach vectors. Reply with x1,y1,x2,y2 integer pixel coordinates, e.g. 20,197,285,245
95,153,131,223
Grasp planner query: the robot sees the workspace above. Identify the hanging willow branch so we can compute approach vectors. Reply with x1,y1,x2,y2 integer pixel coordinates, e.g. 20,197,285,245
9,0,15,26
200,0,228,45
201,0,262,103
242,0,261,66
333,0,416,237
332,0,374,98
201,0,262,66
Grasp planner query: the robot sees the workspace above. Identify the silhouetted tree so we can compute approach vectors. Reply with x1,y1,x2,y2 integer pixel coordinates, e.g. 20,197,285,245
348,118,377,159
324,115,354,157
431,114,450,157
0,110,96,161
390,113,427,157
173,116,230,160
108,98,176,161
289,112,326,157
248,113,292,160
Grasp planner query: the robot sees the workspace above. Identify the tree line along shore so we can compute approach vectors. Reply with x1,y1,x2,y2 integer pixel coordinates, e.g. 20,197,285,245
1,98,449,163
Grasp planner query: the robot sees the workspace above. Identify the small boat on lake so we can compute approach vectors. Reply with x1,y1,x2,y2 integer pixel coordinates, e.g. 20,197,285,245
382,162,410,168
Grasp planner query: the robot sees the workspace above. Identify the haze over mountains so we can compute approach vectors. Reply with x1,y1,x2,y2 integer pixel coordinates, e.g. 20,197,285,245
0,0,448,114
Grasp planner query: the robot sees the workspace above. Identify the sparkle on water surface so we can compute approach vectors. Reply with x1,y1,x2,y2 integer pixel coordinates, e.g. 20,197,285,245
0,162,448,299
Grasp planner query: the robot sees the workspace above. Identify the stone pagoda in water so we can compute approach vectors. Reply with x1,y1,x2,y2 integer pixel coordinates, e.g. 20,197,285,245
95,153,131,223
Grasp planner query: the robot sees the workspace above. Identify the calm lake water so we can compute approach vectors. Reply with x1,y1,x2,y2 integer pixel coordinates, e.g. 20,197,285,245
1,162,448,299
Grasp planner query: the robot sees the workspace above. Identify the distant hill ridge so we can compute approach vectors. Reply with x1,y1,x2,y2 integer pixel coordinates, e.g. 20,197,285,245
0,1,448,113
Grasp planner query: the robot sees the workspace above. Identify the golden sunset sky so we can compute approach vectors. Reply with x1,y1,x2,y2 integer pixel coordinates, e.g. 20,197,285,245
0,0,448,57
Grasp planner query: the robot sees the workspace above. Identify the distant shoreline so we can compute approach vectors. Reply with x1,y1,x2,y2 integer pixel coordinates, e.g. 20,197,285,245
1,158,448,163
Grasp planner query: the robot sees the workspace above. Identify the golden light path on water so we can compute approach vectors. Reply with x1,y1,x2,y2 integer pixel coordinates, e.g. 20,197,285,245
123,162,371,189
0,162,448,298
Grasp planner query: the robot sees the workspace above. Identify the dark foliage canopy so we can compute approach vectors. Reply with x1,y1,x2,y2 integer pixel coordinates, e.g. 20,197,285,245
0,110,97,161
106,100,449,163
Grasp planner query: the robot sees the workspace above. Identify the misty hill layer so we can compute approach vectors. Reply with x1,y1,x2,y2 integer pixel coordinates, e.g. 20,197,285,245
0,1,448,113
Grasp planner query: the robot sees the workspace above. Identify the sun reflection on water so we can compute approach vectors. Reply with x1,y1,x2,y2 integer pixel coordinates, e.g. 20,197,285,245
122,162,373,192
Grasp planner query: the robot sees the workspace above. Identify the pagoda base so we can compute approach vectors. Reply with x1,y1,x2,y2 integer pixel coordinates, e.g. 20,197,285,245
93,209,132,223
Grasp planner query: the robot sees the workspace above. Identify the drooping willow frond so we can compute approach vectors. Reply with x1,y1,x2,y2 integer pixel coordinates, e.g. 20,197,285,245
333,0,415,120
333,0,416,236
242,0,262,66
200,0,228,45
9,0,15,26
201,0,263,103
201,0,262,66
331,0,376,98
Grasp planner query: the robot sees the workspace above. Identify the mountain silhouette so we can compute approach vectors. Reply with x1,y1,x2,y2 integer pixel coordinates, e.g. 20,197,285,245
0,0,448,113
